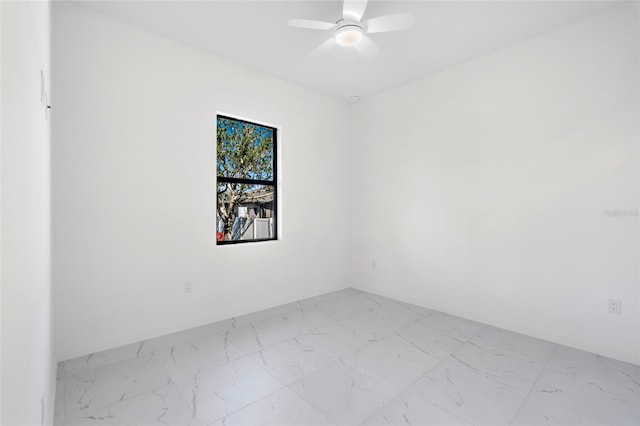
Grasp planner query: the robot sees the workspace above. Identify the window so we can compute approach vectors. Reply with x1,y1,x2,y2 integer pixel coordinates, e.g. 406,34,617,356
216,115,277,244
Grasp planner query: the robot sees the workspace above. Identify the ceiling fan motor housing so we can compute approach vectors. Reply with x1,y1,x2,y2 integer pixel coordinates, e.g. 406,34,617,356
334,21,365,46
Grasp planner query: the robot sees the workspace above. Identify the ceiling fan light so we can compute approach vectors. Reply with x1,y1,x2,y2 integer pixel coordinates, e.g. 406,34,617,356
334,25,364,47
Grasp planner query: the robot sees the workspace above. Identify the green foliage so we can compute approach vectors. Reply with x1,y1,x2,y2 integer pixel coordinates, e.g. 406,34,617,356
217,117,273,180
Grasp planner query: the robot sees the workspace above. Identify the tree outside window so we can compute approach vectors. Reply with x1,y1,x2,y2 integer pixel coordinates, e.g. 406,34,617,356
216,115,277,244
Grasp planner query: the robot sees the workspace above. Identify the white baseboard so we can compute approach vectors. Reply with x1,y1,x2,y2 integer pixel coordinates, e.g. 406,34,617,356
352,284,640,367
56,283,349,361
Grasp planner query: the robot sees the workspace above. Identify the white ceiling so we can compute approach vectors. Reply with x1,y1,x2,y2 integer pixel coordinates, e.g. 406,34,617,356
74,0,622,101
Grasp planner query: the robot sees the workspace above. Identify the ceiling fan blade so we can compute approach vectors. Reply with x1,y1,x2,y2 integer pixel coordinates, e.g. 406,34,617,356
343,0,368,22
309,37,337,57
354,35,379,59
288,19,336,31
366,13,414,34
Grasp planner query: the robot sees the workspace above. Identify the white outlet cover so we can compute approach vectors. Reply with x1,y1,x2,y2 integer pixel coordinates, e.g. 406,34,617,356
608,299,622,315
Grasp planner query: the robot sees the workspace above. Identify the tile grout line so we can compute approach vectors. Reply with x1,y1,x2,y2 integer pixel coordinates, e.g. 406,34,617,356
63,331,264,423
168,292,386,424
357,350,459,425
217,291,374,361
206,294,373,425
213,356,337,425
250,297,411,425
358,323,490,425
276,326,383,425
507,343,559,426
283,375,339,426
341,297,491,424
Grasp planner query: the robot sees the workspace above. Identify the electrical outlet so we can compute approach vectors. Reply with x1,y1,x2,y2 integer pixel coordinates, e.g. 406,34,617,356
371,260,377,270
608,299,622,315
184,281,193,294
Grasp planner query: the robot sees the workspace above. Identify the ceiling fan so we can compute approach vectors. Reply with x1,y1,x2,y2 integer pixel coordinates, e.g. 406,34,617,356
288,0,414,59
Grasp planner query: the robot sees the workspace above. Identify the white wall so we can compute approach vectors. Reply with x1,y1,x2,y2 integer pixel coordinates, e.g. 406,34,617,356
1,1,55,425
1,3,3,421
52,2,350,361
349,3,639,365
1,3,4,420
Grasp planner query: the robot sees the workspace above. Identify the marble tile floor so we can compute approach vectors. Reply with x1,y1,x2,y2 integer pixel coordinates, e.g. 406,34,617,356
54,288,640,426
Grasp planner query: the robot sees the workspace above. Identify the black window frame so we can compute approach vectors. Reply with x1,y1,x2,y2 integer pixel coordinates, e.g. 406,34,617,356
216,114,278,245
